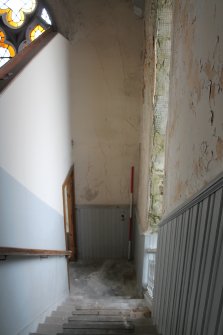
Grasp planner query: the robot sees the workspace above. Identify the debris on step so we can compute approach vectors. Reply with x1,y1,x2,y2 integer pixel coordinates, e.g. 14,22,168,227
30,297,158,335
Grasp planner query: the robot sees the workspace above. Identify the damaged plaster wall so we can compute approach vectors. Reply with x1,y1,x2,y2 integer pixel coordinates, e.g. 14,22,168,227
136,0,156,232
148,0,172,228
165,0,223,213
69,0,143,205
136,0,172,232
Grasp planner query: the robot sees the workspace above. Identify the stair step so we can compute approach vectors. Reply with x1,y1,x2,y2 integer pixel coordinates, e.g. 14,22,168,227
68,315,151,322
57,333,156,335
63,303,146,309
45,316,69,324
58,306,147,313
134,325,158,333
62,330,134,334
37,323,63,334
63,299,145,306
33,334,157,335
63,321,134,330
68,315,131,322
71,309,146,316
66,298,144,304
51,310,73,318
31,295,157,335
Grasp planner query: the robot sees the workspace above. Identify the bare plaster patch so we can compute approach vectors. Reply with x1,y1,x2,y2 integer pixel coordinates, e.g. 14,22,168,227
204,61,217,81
219,66,223,89
216,136,223,160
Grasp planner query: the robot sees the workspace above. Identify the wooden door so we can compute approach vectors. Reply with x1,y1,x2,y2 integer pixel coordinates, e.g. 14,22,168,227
62,166,76,261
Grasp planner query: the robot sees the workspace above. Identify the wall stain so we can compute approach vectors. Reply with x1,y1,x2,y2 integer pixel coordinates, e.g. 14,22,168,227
193,142,215,177
219,66,223,89
209,81,216,101
204,61,217,81
193,160,200,177
216,136,223,160
83,187,99,202
210,110,214,126
174,180,186,203
200,141,208,155
213,35,220,58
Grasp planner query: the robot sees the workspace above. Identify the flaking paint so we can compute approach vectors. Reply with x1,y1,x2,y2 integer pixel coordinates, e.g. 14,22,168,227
164,0,223,213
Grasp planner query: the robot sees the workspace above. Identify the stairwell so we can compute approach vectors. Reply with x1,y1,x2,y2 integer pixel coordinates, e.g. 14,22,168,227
30,261,158,335
31,297,158,335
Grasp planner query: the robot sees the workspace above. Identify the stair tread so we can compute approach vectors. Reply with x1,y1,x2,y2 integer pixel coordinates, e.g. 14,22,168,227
56,334,157,335
32,333,157,335
71,310,147,316
68,316,151,323
62,330,134,334
31,297,157,335
63,321,134,329
66,299,145,304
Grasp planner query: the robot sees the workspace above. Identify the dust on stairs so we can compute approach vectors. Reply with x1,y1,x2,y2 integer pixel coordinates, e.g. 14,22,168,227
30,297,158,335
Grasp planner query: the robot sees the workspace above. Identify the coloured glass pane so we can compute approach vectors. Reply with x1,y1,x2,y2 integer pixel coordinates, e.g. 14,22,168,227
0,0,36,28
0,29,16,67
41,8,51,25
30,24,45,41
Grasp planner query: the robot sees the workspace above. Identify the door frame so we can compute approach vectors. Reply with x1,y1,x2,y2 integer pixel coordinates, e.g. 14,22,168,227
62,165,77,261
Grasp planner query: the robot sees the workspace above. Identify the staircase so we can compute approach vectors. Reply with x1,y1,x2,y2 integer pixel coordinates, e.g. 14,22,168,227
31,297,158,335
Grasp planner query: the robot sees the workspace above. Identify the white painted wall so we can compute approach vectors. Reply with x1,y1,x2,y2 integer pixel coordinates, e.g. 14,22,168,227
164,0,223,214
70,0,143,205
0,33,72,335
0,34,72,214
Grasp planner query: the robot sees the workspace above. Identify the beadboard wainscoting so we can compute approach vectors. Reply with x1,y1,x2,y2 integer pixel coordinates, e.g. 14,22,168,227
153,173,223,335
75,206,129,259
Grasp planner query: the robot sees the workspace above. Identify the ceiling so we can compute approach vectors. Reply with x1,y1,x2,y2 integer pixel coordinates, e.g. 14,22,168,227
45,0,145,40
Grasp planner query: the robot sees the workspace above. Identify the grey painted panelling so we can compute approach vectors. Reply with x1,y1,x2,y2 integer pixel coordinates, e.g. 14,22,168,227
0,166,65,250
76,206,129,259
153,175,223,335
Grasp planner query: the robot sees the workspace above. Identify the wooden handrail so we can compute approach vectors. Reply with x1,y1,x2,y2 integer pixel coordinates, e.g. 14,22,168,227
0,246,71,257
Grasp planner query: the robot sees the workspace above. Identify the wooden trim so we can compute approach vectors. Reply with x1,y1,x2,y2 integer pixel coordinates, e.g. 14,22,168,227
0,28,56,93
62,165,75,188
62,165,77,261
0,246,71,257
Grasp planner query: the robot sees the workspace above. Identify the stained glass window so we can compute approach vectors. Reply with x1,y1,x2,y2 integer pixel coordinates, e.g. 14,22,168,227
30,24,45,41
0,0,36,29
41,8,51,25
0,0,54,68
0,28,15,67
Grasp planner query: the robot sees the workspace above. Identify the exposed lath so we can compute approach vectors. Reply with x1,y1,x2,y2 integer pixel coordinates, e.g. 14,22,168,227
148,0,172,228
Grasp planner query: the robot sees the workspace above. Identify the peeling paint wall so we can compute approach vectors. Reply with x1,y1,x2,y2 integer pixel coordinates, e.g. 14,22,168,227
136,0,172,232
136,0,156,232
165,0,223,213
70,0,143,205
148,0,172,227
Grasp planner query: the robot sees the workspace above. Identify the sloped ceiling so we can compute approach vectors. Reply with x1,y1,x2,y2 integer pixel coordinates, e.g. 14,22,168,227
45,0,144,40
